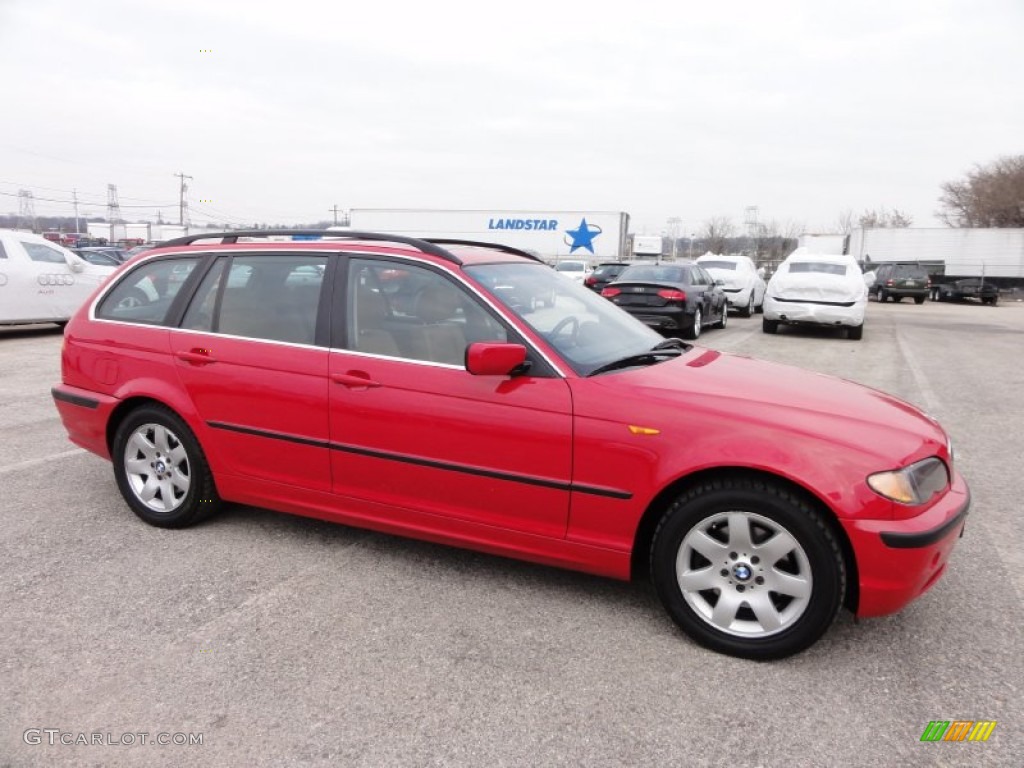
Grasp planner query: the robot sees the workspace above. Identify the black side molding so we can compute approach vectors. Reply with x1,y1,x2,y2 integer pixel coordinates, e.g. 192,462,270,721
880,492,971,549
51,388,99,410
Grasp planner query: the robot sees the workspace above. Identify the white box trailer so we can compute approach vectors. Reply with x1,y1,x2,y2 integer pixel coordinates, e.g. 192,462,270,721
848,227,1024,280
632,235,664,259
348,209,630,263
798,233,849,255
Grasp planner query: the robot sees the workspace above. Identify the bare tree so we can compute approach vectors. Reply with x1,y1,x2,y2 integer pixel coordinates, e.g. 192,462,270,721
938,155,1024,227
835,208,855,234
701,216,736,254
858,206,913,228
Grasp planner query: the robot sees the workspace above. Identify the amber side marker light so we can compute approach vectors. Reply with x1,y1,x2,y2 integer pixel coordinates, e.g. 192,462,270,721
628,425,660,436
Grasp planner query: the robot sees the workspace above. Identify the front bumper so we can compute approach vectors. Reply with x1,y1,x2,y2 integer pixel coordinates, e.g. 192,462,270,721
844,472,970,617
763,296,865,327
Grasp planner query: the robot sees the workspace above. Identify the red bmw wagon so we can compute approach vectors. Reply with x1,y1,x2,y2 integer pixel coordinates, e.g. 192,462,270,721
52,231,970,659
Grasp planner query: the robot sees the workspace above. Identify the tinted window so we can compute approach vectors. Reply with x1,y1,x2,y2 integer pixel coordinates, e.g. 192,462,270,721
21,241,67,263
788,262,849,276
555,262,586,273
592,264,626,278
618,265,687,283
216,255,326,344
699,261,737,271
347,260,506,365
97,257,200,325
893,265,929,278
181,259,227,332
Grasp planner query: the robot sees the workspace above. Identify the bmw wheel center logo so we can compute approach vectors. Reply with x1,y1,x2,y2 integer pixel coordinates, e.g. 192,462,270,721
733,563,753,581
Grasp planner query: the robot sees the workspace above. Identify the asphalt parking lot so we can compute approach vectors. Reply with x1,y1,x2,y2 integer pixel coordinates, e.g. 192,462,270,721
1,299,1021,767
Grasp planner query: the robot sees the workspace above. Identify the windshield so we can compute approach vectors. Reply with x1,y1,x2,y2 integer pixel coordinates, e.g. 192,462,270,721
617,265,688,283
465,262,662,376
555,261,586,272
787,262,849,276
699,261,737,271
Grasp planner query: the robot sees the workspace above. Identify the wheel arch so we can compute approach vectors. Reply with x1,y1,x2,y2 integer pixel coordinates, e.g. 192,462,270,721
630,466,859,611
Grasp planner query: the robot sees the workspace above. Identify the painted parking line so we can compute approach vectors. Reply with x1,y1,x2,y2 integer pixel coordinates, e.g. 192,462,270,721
0,448,86,475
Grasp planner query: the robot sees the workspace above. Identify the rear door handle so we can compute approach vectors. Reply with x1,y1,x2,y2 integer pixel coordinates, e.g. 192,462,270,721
331,372,381,388
176,348,216,365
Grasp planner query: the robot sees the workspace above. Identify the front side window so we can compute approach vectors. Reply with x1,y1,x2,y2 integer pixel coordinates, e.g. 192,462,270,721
21,241,67,264
96,257,200,325
347,260,506,365
467,262,661,376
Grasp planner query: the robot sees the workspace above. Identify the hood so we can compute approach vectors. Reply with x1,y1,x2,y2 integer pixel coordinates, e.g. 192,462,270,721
579,347,946,465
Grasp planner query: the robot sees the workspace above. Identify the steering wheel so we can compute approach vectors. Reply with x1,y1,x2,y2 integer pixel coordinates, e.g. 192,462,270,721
547,315,580,344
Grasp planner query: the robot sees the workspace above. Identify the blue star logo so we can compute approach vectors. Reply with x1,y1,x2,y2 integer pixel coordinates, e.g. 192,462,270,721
564,218,602,254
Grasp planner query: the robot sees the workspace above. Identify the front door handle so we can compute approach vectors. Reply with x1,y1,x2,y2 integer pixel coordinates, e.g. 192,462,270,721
176,348,216,365
331,372,381,389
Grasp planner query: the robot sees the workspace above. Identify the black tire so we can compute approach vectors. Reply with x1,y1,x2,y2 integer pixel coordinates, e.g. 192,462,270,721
683,307,702,340
714,303,728,329
650,477,846,660
847,324,863,340
112,404,221,528
914,296,925,305
762,317,779,334
878,289,889,303
742,295,754,317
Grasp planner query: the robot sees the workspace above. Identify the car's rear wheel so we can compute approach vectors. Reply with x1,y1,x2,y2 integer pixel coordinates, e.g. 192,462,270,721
914,296,925,305
847,324,863,340
112,405,221,528
715,303,728,329
878,289,889,302
743,295,754,317
762,317,778,334
683,307,702,340
650,478,845,660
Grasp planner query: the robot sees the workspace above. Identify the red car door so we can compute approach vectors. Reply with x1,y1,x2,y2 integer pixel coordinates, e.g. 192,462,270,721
328,258,573,538
170,253,332,492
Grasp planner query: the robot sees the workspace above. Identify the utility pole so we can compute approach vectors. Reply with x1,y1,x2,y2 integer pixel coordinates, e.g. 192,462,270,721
667,217,681,260
72,188,81,233
175,172,193,226
329,204,340,225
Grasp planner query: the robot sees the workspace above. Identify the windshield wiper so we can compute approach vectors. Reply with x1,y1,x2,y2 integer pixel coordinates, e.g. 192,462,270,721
587,345,684,377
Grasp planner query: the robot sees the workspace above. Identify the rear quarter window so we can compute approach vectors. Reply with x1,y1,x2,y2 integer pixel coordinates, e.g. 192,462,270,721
96,257,200,325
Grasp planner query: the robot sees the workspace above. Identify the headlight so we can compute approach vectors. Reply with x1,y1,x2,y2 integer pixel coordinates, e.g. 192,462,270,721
867,457,950,505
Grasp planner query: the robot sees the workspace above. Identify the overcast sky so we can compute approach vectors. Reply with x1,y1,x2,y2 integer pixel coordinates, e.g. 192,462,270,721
1,0,1021,235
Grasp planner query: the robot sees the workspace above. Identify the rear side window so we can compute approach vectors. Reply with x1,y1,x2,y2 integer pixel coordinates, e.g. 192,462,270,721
21,241,67,263
96,257,200,325
894,265,928,278
213,255,326,344
788,262,848,276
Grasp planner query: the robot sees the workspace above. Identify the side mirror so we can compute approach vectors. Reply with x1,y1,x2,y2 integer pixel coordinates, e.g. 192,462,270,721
465,342,528,376
65,254,85,273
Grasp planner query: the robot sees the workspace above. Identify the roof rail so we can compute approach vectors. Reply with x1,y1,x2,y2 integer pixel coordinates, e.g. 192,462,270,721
422,238,545,263
156,230,464,265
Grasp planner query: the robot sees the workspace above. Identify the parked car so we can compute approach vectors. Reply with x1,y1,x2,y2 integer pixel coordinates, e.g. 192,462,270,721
553,259,591,284
931,278,999,305
601,261,727,340
763,250,868,340
696,254,766,316
73,249,121,267
125,243,159,259
75,246,130,264
584,262,630,292
871,263,930,304
0,229,117,326
52,230,969,660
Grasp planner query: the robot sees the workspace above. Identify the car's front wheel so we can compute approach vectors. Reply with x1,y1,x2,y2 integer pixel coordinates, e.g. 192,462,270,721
651,478,846,660
112,404,221,528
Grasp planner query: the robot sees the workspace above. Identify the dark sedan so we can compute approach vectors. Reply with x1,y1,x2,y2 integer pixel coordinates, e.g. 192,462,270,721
601,262,728,340
584,262,630,292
